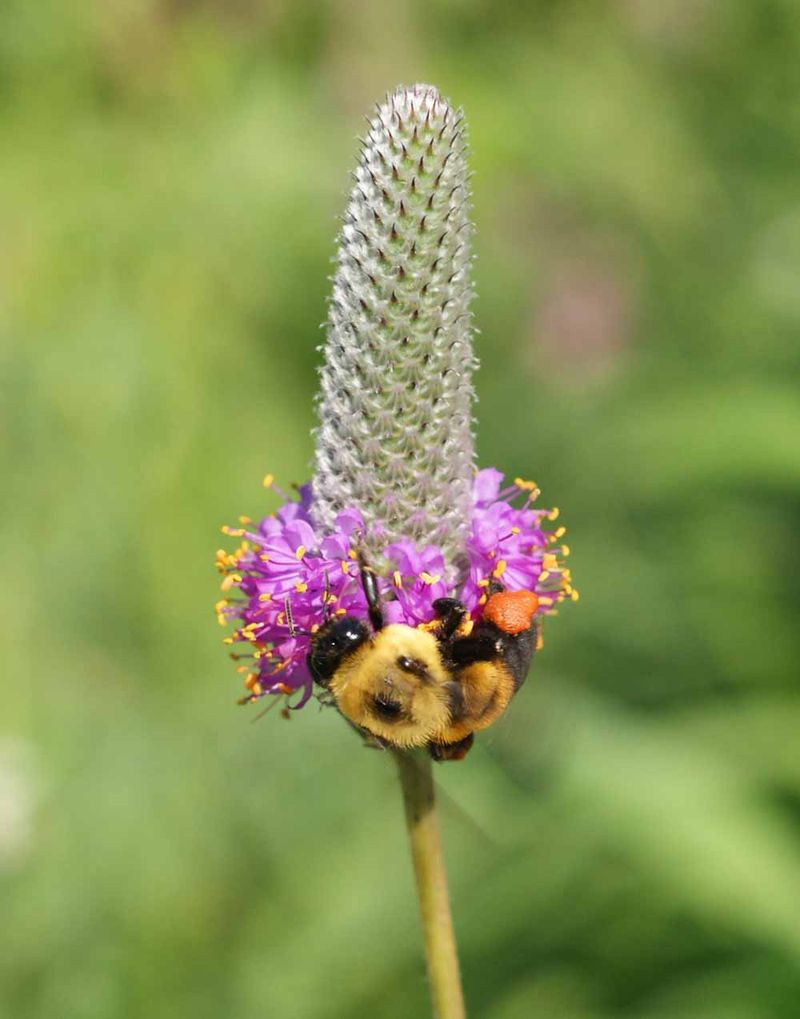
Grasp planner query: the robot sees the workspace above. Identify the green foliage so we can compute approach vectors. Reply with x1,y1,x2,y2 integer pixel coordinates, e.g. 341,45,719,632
2,3,799,1017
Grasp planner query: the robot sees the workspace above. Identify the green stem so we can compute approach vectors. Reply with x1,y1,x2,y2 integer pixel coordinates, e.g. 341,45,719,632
395,750,466,1019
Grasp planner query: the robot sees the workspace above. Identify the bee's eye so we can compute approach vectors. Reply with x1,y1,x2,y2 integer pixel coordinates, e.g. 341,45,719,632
396,656,432,681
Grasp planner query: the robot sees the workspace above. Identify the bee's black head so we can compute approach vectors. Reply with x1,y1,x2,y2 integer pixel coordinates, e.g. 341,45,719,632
308,616,370,686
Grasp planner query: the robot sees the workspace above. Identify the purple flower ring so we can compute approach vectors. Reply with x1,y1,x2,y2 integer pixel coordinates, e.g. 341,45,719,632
216,470,576,710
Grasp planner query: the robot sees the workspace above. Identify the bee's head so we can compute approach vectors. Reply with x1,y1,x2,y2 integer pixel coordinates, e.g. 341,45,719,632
328,624,458,747
308,617,371,687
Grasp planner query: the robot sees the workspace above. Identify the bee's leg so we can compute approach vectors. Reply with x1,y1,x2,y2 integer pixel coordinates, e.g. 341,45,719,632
448,633,498,665
429,732,474,762
431,597,468,641
357,552,385,631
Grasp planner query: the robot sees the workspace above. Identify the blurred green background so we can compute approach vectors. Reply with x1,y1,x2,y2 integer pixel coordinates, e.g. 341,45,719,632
2,2,800,1017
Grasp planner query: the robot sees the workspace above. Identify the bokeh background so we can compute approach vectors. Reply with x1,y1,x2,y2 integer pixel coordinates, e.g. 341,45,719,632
2,2,800,1017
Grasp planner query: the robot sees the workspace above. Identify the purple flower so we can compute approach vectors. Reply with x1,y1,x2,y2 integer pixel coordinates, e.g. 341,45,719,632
216,470,576,708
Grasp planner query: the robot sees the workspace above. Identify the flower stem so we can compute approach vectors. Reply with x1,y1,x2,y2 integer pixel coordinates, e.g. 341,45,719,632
395,750,467,1019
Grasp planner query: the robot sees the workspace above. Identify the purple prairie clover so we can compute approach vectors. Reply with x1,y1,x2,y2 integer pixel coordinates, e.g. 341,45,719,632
215,85,576,711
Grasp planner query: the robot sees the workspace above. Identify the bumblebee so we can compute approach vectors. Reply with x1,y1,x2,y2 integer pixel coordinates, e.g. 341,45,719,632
307,560,539,760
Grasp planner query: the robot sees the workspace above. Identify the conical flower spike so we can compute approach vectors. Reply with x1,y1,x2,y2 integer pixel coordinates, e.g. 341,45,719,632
312,85,476,571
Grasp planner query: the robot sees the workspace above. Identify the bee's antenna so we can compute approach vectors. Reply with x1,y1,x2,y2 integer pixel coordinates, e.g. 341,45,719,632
284,597,311,638
357,551,385,631
322,570,333,621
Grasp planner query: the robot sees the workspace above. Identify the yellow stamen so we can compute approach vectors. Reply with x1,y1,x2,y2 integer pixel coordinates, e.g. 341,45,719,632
259,593,272,602
295,545,306,560
492,559,507,579
548,507,560,521
511,526,520,535
538,571,550,582
348,549,358,560
341,560,350,575
221,526,245,537
561,545,570,556
393,570,403,589
295,582,308,594
554,526,566,539
220,573,242,592
262,473,274,488
514,477,538,491
260,554,270,563
223,636,234,645
420,571,441,585
477,578,490,588
239,515,252,525
571,589,580,602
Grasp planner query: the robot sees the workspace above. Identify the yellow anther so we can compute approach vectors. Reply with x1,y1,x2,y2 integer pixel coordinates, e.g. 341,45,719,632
514,477,538,491
492,559,507,578
239,515,252,525
543,553,558,571
240,540,250,552
511,526,520,534
258,593,272,602
348,549,358,560
561,545,570,556
571,589,580,602
478,594,487,606
295,582,308,594
420,571,441,585
548,507,560,521
214,599,228,612
222,636,234,645
260,554,270,563
262,473,274,488
538,596,554,606
477,578,490,588
535,631,544,651
341,560,350,575
335,607,347,616
554,526,566,539
393,570,403,588
276,612,285,626
310,623,320,633
538,570,550,582
220,573,242,592
295,545,306,560
221,526,245,537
